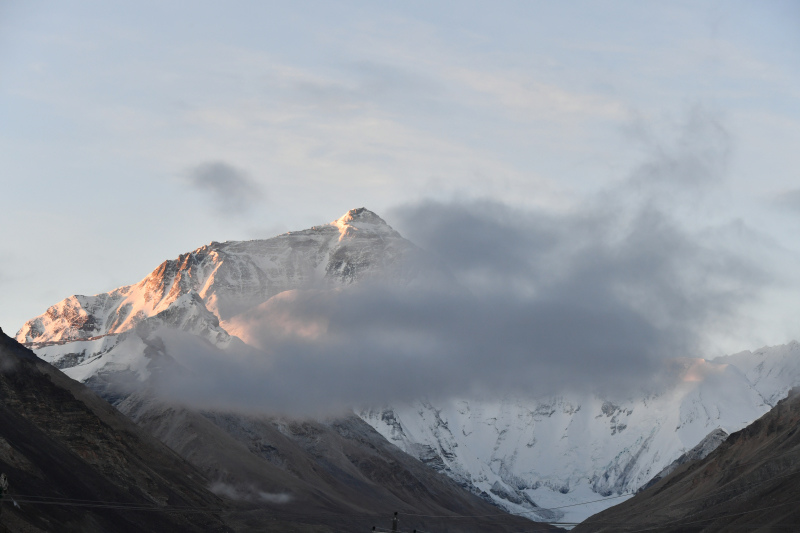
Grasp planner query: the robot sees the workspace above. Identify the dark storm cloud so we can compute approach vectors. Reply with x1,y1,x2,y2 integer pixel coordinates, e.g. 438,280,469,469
152,109,766,415
186,161,263,214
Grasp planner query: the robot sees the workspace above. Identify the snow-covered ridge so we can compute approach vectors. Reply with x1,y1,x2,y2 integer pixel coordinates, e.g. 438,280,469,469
712,341,800,406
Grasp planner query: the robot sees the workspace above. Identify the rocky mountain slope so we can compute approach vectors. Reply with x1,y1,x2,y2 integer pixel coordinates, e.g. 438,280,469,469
573,387,800,532
0,327,230,533
15,207,800,526
115,392,554,532
637,427,729,492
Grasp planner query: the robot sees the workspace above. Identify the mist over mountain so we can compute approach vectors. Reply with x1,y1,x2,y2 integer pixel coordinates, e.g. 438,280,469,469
20,196,765,414
17,111,772,411
155,191,765,411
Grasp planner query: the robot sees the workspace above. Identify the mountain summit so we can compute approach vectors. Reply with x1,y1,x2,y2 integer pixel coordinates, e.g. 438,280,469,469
331,207,399,241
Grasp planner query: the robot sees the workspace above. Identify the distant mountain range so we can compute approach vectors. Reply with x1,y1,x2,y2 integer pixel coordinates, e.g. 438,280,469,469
15,207,800,526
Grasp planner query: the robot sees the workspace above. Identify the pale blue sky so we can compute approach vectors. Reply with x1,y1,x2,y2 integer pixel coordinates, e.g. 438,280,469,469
1,1,799,352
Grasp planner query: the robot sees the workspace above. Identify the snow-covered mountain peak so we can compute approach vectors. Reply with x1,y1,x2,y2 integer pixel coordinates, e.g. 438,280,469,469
331,207,398,241
16,208,419,346
19,205,800,527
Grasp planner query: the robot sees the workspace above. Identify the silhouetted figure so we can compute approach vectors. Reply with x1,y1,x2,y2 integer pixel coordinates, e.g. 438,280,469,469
391,511,398,532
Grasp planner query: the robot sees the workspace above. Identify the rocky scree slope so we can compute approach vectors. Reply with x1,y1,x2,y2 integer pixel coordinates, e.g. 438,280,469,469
0,327,230,533
115,392,557,532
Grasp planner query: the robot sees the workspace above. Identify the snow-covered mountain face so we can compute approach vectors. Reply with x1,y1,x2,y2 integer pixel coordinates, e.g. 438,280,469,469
359,349,800,523
15,207,800,525
360,360,774,523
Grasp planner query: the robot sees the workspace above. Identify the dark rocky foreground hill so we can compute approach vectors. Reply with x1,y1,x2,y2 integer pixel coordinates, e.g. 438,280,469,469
574,388,800,532
116,396,561,532
0,327,231,532
0,328,558,532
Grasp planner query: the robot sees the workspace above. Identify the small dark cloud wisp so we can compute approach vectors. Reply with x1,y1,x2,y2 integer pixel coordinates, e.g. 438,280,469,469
773,188,800,213
625,105,731,192
186,161,263,215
